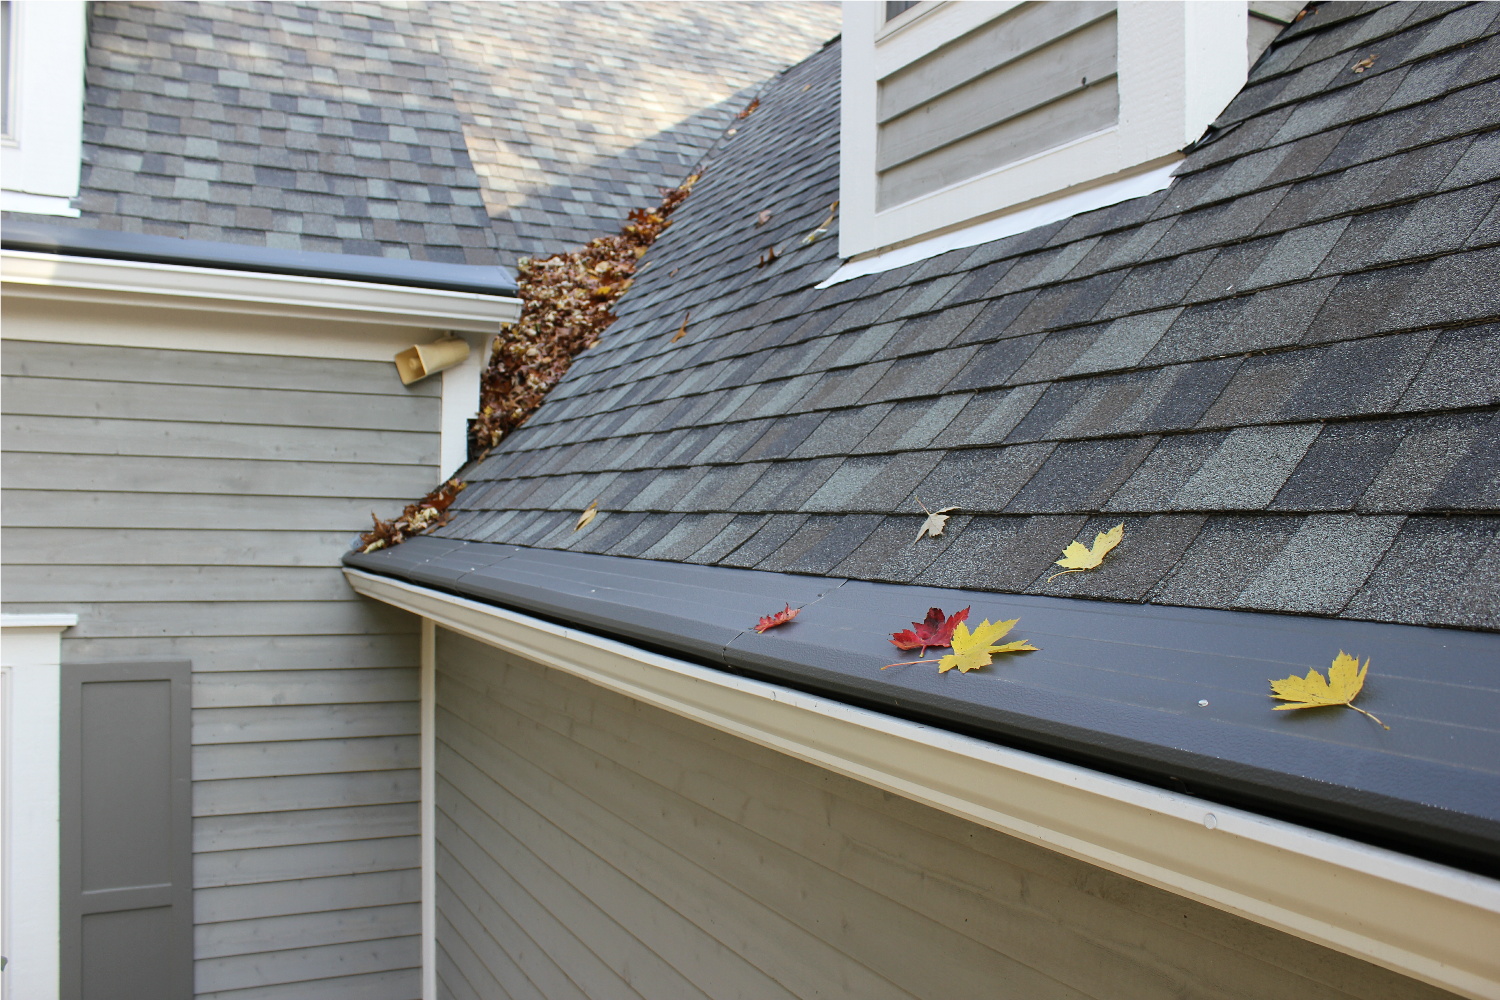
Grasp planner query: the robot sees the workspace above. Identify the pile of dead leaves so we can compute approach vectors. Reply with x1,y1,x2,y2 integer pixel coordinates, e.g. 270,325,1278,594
468,174,698,461
358,479,466,553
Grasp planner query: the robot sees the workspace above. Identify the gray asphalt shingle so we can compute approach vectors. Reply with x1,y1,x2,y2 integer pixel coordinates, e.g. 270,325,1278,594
1341,515,1500,627
1270,420,1407,510
436,4,1498,630
7,1,839,266
1235,513,1405,614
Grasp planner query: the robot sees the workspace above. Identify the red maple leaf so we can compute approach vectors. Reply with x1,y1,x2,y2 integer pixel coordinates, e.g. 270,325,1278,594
754,604,800,633
890,606,970,654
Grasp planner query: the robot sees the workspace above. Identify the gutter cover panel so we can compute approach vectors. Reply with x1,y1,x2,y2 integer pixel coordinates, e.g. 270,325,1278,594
346,536,1500,872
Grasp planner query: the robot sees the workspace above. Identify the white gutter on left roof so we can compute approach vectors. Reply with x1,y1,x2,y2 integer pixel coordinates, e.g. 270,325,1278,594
344,566,1500,1000
0,250,520,332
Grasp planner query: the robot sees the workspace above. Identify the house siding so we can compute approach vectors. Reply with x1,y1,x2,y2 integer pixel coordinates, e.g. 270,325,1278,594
435,625,1456,1000
1,328,434,999
876,1,1119,209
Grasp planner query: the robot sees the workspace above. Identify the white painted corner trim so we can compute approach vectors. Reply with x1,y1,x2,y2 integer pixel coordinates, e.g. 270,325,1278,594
1,250,520,333
419,620,438,1000
438,333,488,480
1,613,77,1000
344,568,1500,1000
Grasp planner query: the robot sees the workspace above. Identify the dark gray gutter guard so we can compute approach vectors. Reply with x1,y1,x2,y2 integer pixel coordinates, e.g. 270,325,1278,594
1,221,517,297
347,536,1500,876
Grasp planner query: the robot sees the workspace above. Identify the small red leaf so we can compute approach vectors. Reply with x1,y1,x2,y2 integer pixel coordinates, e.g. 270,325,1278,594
754,604,800,633
889,606,969,653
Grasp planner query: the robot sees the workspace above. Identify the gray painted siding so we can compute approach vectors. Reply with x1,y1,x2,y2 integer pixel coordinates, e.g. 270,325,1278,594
2,338,434,1000
435,627,1457,1000
876,1,1119,209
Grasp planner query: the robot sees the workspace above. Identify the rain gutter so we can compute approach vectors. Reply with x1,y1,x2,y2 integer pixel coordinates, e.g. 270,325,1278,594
345,565,1500,1000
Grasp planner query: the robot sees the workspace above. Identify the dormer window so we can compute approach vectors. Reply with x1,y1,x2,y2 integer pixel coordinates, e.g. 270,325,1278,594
1,0,87,218
839,1,1294,270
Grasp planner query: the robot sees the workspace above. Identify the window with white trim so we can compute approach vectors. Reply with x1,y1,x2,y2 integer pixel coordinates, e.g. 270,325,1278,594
0,0,87,218
840,1,1293,262
2,2,15,140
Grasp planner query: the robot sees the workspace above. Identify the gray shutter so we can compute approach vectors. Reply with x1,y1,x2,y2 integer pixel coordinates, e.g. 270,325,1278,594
60,661,193,1000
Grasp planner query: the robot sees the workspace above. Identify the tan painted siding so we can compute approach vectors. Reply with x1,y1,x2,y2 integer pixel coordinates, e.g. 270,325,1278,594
2,334,435,999
436,627,1456,1000
876,1,1119,209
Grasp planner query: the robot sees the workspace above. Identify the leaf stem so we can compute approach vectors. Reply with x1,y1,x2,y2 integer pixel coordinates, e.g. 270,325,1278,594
1349,704,1390,730
1046,567,1086,583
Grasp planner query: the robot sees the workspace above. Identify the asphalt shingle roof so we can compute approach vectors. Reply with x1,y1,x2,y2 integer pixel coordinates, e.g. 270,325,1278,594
413,1,842,264
432,2,1499,632
2,1,839,266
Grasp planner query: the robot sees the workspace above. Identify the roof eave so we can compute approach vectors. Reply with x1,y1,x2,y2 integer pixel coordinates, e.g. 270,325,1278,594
344,560,1500,1000
0,221,518,297
343,536,1500,872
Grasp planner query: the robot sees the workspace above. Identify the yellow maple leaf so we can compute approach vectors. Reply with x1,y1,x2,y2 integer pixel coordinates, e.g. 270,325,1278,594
1270,651,1388,729
938,618,1038,673
1048,523,1124,581
574,500,599,531
887,617,1038,672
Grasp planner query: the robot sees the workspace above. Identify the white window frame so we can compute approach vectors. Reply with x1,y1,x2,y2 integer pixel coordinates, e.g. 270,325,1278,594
840,0,1251,261
1,0,87,218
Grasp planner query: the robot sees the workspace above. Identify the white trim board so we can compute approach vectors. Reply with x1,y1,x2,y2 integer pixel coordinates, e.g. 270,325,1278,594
419,619,438,1000
819,159,1178,285
2,293,448,363
343,567,1500,1000
0,192,80,218
0,614,77,1000
1,250,520,333
438,332,488,479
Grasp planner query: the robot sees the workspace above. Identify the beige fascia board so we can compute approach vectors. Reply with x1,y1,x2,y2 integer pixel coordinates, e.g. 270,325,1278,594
345,566,1500,1000
1,250,520,333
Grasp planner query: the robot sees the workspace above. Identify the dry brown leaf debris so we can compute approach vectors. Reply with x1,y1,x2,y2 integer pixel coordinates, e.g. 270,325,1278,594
359,479,466,553
468,174,698,460
913,497,959,542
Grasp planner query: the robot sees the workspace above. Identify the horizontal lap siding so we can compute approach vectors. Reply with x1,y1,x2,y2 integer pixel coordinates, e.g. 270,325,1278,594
2,338,433,1000
875,2,1119,208
435,627,1457,1000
